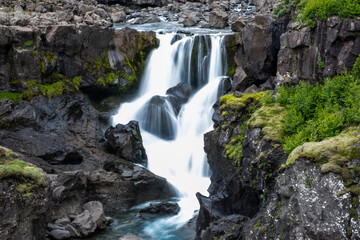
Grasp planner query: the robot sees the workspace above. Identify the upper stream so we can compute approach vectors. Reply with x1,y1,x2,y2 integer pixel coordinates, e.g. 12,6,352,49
106,23,231,239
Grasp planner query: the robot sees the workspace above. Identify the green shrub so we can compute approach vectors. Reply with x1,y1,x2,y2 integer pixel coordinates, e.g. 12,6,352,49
277,59,360,153
274,0,360,27
24,40,34,47
298,0,360,28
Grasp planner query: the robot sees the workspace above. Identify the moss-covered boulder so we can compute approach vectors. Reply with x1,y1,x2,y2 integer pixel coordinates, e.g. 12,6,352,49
0,145,50,240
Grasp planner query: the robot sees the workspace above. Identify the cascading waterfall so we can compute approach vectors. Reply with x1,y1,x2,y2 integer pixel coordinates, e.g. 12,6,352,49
112,31,228,239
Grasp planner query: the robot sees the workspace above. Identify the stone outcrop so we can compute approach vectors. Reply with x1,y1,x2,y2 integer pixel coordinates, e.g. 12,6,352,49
231,14,285,89
50,167,175,218
0,24,158,172
105,121,148,166
277,17,360,82
137,202,180,219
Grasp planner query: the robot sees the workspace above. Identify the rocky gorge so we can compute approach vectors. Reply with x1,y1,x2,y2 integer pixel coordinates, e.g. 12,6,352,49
1,0,360,239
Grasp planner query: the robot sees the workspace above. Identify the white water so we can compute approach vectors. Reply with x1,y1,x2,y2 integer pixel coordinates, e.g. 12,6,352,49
112,31,227,239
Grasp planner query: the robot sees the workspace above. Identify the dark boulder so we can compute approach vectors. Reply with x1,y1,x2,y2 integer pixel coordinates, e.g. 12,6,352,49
277,17,360,82
166,82,192,104
138,202,180,219
50,167,176,216
105,121,147,166
137,96,177,140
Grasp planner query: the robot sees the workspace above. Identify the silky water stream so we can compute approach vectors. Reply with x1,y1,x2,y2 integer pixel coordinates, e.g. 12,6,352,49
97,25,230,239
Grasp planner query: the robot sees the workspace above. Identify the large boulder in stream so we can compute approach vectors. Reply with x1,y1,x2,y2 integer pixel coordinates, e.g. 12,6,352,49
105,121,147,166
166,82,192,104
138,95,178,140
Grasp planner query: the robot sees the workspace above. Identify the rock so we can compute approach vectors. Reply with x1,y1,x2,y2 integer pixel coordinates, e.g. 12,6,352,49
70,210,97,237
200,214,248,240
111,11,126,23
83,201,107,230
0,147,50,240
277,17,360,81
105,121,148,166
137,96,177,140
234,14,281,84
232,66,249,92
55,217,71,226
119,233,144,240
50,167,175,214
231,18,246,32
243,84,259,93
138,202,180,219
166,82,192,103
65,224,81,238
209,9,228,29
49,229,71,240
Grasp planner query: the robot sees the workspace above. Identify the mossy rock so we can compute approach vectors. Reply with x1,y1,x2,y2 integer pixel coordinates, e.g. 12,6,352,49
0,146,46,194
248,103,286,142
220,91,268,112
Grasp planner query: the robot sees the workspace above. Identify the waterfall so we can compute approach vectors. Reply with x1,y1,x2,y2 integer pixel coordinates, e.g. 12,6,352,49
112,31,227,239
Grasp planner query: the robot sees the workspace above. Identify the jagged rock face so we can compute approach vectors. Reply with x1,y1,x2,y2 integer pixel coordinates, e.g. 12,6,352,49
0,25,158,94
49,168,176,219
277,17,360,81
0,178,50,240
233,14,285,86
105,121,148,166
243,161,353,239
0,93,107,172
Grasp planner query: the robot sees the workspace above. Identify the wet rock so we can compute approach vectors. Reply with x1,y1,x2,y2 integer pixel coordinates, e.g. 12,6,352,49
105,121,147,166
166,82,192,104
119,233,144,240
137,95,177,140
138,202,180,219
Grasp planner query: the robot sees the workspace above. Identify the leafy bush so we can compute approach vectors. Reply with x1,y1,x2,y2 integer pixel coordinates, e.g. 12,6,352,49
298,0,360,28
274,0,360,27
277,55,360,153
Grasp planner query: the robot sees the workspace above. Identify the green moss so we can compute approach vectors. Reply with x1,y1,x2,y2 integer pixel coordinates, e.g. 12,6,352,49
280,127,360,170
38,81,68,99
0,92,22,102
24,40,34,47
248,103,286,142
220,91,268,112
0,146,46,195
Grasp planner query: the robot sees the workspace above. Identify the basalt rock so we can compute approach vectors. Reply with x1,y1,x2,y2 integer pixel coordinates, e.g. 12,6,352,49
105,121,148,166
138,202,180,219
50,168,176,218
233,14,283,85
277,17,360,82
0,94,104,173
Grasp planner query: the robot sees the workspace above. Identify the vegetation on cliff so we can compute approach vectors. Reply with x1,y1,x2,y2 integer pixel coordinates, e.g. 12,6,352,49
275,0,360,27
277,56,360,154
0,146,46,196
